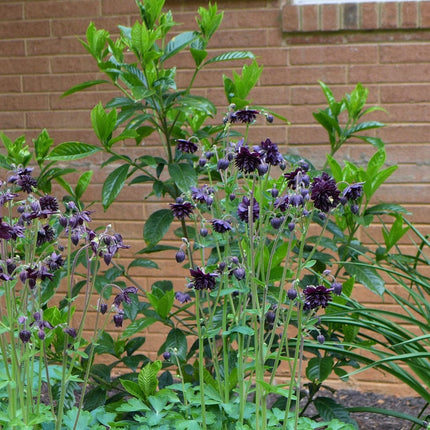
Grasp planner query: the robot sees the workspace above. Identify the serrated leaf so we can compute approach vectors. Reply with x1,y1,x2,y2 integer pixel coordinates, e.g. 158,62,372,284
168,163,197,193
138,360,162,399
143,209,173,245
47,142,100,161
120,379,144,399
204,50,255,66
102,164,129,210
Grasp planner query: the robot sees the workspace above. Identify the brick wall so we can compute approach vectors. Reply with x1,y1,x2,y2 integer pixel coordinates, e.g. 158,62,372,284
1,0,429,395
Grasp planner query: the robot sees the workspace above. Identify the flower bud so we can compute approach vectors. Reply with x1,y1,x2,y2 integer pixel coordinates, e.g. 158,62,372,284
217,158,230,171
271,217,283,230
19,330,31,343
271,188,279,198
205,151,214,160
288,222,295,232
200,227,208,237
113,313,123,328
257,163,269,176
38,330,46,340
175,249,186,263
198,158,207,167
331,282,342,296
265,311,276,324
64,327,77,338
163,351,171,360
233,267,246,280
266,114,274,123
231,256,239,265
229,193,236,201
351,204,359,215
287,288,297,300
99,303,108,315
317,334,325,344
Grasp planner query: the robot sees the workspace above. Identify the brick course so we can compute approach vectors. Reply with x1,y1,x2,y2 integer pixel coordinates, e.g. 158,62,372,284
1,0,429,396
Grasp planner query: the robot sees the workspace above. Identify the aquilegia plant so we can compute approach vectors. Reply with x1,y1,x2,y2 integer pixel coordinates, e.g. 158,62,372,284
0,166,135,430
154,108,364,430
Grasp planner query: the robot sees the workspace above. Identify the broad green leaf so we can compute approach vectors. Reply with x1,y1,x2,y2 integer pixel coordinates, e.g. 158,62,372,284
75,171,93,201
102,164,129,210
326,154,343,182
356,135,385,150
343,262,385,296
366,148,386,178
122,317,157,338
158,328,187,362
91,102,117,145
128,258,159,270
143,209,173,245
138,360,162,399
108,129,138,145
47,142,100,161
0,154,11,170
306,356,334,382
61,79,109,98
160,31,199,63
314,397,358,428
204,50,255,66
347,121,384,135
364,203,410,216
168,163,197,193
33,129,53,163
63,408,93,429
120,379,144,399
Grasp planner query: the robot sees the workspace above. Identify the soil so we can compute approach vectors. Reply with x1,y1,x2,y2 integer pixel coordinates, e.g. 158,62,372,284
305,389,430,429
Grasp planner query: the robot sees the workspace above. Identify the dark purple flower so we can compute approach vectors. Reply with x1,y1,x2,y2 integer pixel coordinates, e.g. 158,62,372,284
200,227,208,237
217,158,230,171
9,224,25,240
317,334,325,344
303,285,332,310
113,286,138,307
17,175,37,193
37,329,46,340
191,186,214,207
39,195,59,212
234,147,261,174
0,219,14,240
64,327,77,338
19,330,31,343
237,196,259,223
0,190,18,206
284,168,310,190
254,138,283,166
330,282,342,296
290,194,304,207
175,291,192,303
170,198,194,220
210,219,232,233
99,302,108,315
230,109,260,124
271,188,279,198
271,216,284,230
351,204,359,215
45,252,64,271
274,195,289,212
310,173,341,213
265,311,276,324
176,139,198,154
288,222,295,232
37,224,56,247
232,267,246,281
266,114,274,123
113,313,124,327
343,183,364,201
287,288,297,300
189,267,218,291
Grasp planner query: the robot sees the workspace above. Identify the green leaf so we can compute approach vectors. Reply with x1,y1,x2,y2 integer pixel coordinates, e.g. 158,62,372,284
120,379,144,400
326,154,343,182
102,164,129,210
204,51,255,66
47,142,100,161
122,317,157,338
143,209,173,245
314,397,358,428
147,289,174,319
91,102,117,145
356,135,385,149
138,360,162,399
343,263,385,296
168,163,197,193
347,121,384,135
160,31,199,63
365,203,410,216
75,171,93,201
33,129,53,163
158,328,187,362
306,356,334,382
63,408,93,429
128,258,159,270
62,79,109,98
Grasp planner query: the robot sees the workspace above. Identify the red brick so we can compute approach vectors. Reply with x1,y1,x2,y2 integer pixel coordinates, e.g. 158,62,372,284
342,3,359,30
377,124,430,144
349,64,430,84
221,9,280,30
24,1,100,19
400,1,418,29
282,5,300,33
380,2,399,29
0,3,23,20
102,0,138,15
2,57,50,75
23,73,99,92
380,84,430,103
380,43,430,64
0,112,25,129
51,17,122,37
0,94,49,111
0,76,21,93
290,45,378,65
420,1,430,28
360,2,378,30
50,55,100,73
301,5,319,32
27,37,86,56
321,4,338,32
26,110,91,129
0,40,25,57
0,20,50,39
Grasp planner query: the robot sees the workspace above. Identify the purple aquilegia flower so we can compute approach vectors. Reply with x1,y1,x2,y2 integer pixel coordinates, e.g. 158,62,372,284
0,190,18,206
175,291,192,303
8,168,37,193
310,173,340,213
39,195,59,212
343,182,364,201
303,285,332,310
274,195,289,212
45,252,64,271
113,286,138,307
210,219,232,233
36,224,56,247
254,138,283,166
176,139,198,154
189,267,218,291
284,167,310,190
235,146,261,174
170,198,194,220
191,185,214,208
237,196,259,223
230,109,260,124
0,219,16,240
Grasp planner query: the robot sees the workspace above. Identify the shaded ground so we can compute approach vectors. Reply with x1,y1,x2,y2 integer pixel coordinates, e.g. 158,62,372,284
307,389,430,429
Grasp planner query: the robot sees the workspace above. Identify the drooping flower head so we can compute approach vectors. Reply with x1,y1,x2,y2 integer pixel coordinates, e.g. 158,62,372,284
189,267,218,291
8,168,37,193
176,139,198,154
234,146,261,174
113,286,138,307
303,285,332,310
237,196,260,223
210,219,232,233
342,182,364,201
175,291,192,303
191,185,214,208
254,138,283,166
284,167,310,190
310,173,340,213
230,109,260,124
170,198,194,220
